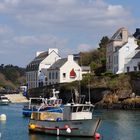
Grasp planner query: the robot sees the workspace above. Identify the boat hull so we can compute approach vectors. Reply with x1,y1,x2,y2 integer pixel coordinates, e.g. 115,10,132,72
29,118,99,137
0,100,10,105
23,107,63,117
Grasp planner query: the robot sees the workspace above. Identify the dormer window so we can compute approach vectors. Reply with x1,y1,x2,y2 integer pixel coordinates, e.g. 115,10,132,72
117,32,122,40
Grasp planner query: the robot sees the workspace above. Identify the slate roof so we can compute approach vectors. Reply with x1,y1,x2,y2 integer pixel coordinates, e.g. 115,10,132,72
48,58,67,70
26,51,48,71
132,51,140,59
135,46,140,50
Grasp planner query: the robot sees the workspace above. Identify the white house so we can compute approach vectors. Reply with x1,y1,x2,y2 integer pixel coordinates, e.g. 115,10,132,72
47,55,82,85
124,46,140,72
106,27,140,74
26,48,61,89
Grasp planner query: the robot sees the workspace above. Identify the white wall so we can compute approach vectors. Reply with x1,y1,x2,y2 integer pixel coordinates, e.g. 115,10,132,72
124,58,140,72
114,37,138,74
47,55,82,85
60,60,82,83
38,49,61,86
39,51,61,70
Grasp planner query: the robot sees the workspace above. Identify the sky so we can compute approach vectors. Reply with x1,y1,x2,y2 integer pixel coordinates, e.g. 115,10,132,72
0,0,140,67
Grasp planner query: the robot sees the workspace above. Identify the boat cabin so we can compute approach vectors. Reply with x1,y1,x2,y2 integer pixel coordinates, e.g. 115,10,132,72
25,97,46,109
46,99,62,106
63,103,94,120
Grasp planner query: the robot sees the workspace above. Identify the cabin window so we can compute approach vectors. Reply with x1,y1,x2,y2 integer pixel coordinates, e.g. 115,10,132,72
77,106,83,112
83,106,90,111
72,107,77,112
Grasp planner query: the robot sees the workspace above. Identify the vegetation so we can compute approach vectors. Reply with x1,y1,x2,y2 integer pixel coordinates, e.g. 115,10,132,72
1,35,140,107
79,36,109,75
0,64,26,90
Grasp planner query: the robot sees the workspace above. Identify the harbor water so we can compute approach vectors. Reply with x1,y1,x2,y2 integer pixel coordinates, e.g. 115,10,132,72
0,103,140,140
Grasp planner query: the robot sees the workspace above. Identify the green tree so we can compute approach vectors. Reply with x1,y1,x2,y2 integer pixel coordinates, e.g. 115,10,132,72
137,39,140,45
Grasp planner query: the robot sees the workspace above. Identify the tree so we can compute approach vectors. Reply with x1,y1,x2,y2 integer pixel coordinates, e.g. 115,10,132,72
137,39,140,46
99,36,109,49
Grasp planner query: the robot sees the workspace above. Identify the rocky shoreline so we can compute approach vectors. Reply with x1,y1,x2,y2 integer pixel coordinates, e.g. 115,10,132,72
95,97,140,110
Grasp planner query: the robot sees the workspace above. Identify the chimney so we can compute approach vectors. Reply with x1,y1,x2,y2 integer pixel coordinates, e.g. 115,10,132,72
120,27,128,43
36,51,44,57
68,55,73,61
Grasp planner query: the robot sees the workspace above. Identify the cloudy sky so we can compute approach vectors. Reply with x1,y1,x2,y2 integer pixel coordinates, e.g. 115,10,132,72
0,0,139,67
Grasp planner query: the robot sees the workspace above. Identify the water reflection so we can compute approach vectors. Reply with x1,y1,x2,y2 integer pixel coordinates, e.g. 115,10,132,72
1,104,140,140
29,134,95,140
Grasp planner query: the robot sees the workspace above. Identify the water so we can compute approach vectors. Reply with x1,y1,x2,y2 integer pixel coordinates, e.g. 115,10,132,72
0,104,140,140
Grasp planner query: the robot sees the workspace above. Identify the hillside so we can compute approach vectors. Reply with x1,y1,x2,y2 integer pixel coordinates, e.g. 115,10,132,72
0,64,26,93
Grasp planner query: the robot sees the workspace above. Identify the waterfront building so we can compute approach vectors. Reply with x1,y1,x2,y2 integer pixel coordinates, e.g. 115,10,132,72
47,55,82,85
26,48,61,89
106,27,140,74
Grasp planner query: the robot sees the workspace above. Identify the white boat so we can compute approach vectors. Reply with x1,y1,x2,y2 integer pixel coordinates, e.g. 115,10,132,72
0,95,10,105
28,102,101,137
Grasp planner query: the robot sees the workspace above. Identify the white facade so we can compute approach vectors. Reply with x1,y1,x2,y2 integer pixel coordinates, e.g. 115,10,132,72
26,48,61,89
47,55,82,85
114,37,138,74
106,27,140,74
38,49,61,85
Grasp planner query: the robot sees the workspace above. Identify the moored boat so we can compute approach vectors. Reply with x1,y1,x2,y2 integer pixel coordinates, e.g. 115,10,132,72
0,95,10,105
28,102,101,137
22,89,63,117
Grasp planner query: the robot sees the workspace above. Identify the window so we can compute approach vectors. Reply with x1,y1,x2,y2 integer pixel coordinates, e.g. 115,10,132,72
138,64,140,71
127,67,130,72
134,66,137,71
55,72,57,79
117,32,122,40
49,72,51,79
63,73,66,78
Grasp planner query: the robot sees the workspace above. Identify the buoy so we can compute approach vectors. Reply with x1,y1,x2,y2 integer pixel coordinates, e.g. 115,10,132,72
64,124,69,128
57,128,59,136
95,132,101,140
0,114,6,121
66,128,71,133
30,124,36,129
